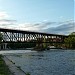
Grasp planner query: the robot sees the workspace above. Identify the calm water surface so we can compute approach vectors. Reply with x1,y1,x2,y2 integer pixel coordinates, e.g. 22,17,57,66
0,49,75,75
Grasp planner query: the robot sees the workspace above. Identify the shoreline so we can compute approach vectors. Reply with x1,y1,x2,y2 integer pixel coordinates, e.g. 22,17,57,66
0,55,13,75
2,55,27,75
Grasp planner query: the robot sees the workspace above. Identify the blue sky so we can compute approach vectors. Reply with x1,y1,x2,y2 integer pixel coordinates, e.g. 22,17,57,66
0,0,74,34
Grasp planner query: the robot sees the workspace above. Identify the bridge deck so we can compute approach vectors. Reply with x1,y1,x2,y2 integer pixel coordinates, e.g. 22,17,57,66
0,28,67,37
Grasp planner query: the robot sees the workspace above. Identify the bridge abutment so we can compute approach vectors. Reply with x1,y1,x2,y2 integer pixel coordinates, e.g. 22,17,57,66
1,43,8,50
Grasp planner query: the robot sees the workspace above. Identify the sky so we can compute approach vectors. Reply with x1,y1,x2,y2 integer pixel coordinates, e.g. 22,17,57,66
0,0,75,35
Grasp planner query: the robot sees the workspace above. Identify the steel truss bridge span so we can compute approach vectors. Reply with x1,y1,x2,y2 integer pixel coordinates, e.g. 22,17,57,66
0,28,68,43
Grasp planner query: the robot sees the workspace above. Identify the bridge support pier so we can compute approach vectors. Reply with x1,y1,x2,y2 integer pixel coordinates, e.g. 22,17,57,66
0,44,1,50
2,43,7,50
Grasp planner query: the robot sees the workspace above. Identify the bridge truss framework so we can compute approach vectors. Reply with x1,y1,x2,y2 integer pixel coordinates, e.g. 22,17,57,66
0,28,68,43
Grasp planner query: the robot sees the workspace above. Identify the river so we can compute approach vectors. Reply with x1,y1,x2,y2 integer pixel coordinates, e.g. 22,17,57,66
0,49,75,75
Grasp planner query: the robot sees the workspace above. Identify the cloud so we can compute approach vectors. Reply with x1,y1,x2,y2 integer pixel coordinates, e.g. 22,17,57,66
43,20,75,35
0,11,17,29
17,20,74,35
0,11,74,35
17,21,56,31
0,19,17,29
0,19,16,25
0,11,10,19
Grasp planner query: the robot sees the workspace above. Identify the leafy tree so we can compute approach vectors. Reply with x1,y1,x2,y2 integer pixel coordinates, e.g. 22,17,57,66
64,32,75,49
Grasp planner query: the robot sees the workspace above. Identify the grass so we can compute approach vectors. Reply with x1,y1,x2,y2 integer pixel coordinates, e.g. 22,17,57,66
0,55,31,75
26,72,30,75
0,55,12,75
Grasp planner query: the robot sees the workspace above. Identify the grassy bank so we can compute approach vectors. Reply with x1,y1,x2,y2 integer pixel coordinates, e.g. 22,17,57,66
0,55,12,75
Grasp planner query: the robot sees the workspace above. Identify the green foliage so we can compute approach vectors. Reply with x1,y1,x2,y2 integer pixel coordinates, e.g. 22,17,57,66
26,72,30,75
0,55,11,75
64,32,75,49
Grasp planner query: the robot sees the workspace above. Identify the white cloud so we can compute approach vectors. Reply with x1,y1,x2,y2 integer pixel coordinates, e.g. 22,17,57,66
0,11,10,19
17,21,56,31
17,23,42,31
44,20,75,35
0,11,74,35
15,20,74,35
0,11,17,29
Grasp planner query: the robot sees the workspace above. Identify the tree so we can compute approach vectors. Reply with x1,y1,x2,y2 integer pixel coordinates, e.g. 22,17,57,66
64,32,75,49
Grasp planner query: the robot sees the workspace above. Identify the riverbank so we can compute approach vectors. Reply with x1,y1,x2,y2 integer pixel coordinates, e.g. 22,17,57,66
2,55,25,75
0,55,12,75
2,55,30,75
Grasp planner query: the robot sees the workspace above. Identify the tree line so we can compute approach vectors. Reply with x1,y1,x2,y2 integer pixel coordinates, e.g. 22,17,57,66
64,32,75,49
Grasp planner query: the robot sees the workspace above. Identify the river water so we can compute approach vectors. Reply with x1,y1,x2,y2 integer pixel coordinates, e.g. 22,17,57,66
0,49,75,75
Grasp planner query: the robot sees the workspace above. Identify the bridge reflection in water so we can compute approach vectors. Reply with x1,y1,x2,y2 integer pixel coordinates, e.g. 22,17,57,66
0,28,68,50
